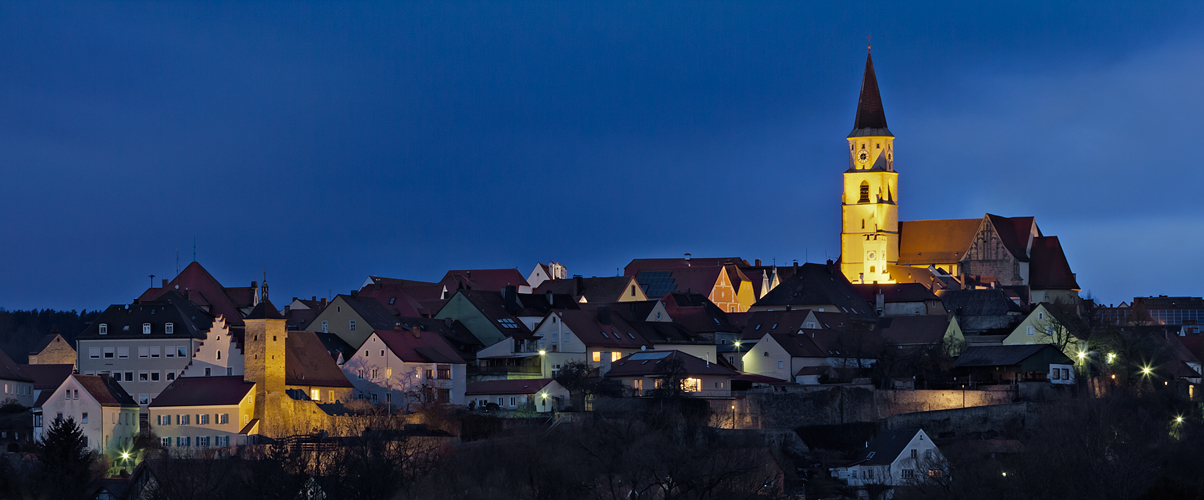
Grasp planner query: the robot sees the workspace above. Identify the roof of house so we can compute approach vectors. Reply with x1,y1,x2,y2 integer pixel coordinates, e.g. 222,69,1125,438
878,316,950,346
552,310,650,349
954,345,1072,368
337,294,403,330
1029,236,1080,290
374,329,466,364
849,52,891,136
465,378,556,396
986,214,1036,263
897,219,981,265
446,289,533,336
439,269,529,293
246,299,285,320
1176,336,1204,366
753,264,876,320
0,348,32,383
660,293,739,334
18,364,73,390
534,276,640,303
941,289,1026,316
148,376,255,407
79,291,215,340
136,261,250,326
629,321,707,345
606,350,737,378
632,266,729,299
29,334,66,355
854,429,926,466
851,283,940,304
392,316,483,353
76,374,139,408
739,310,815,341
764,332,826,358
313,332,355,362
624,257,748,276
286,331,354,388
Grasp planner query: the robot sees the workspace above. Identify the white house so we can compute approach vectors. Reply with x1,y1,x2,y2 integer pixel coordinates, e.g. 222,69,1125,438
605,350,737,398
530,309,652,377
340,328,467,407
830,428,946,488
148,376,256,450
33,374,140,457
465,378,569,413
742,331,877,384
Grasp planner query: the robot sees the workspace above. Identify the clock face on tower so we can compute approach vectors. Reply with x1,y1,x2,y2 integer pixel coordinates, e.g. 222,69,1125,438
866,251,877,261
857,151,871,164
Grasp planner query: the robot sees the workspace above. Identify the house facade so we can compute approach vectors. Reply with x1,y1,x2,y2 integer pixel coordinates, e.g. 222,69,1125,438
465,378,569,413
606,350,736,399
34,374,140,456
340,329,467,407
830,428,945,487
148,376,256,450
28,333,77,367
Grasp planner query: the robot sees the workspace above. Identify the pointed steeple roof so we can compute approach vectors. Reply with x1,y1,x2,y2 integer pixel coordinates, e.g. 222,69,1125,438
849,51,893,138
247,299,284,320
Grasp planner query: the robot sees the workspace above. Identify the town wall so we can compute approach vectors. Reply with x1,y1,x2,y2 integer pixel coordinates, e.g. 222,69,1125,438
884,402,1033,437
738,386,1015,429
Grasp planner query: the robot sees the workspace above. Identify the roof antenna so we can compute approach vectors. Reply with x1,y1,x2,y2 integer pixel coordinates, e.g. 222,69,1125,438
192,237,197,262
149,274,156,288
175,248,179,275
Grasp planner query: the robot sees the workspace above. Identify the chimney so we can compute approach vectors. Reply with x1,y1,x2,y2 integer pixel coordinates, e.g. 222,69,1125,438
503,285,518,314
412,326,421,339
312,296,316,302
394,323,403,331
684,253,692,262
573,275,584,297
875,289,885,314
794,261,800,271
161,279,168,288
321,298,328,307
466,270,472,279
350,290,359,297
598,306,611,325
755,259,761,267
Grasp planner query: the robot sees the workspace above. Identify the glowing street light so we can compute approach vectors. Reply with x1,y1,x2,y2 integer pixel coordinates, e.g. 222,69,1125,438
733,341,741,348
1076,351,1087,360
540,392,548,400
1141,366,1153,377
1106,353,1116,364
121,452,130,460
1175,416,1185,424
539,349,546,356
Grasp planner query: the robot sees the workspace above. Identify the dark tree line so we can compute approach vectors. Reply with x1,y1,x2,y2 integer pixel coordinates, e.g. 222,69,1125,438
0,309,99,363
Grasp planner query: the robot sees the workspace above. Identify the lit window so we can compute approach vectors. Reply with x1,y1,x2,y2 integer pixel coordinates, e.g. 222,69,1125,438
165,323,174,334
592,352,601,362
311,389,320,401
681,378,701,392
611,352,622,362
143,323,151,334
98,324,107,335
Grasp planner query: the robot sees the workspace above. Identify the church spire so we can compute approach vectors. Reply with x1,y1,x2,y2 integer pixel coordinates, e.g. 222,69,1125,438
850,51,892,137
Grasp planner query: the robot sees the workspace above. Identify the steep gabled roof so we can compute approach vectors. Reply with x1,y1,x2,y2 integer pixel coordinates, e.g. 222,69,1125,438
765,332,825,358
534,276,640,303
855,429,927,466
633,267,727,299
450,290,532,336
555,310,650,349
849,52,892,137
338,295,401,330
606,350,736,378
941,289,1026,316
660,293,739,334
374,329,466,365
439,269,529,292
753,264,876,320
624,257,748,276
0,347,33,382
739,310,815,341
76,374,139,408
18,364,72,390
29,334,63,355
149,376,254,407
986,214,1036,262
286,331,354,388
137,262,249,326
1029,236,1080,290
392,316,483,354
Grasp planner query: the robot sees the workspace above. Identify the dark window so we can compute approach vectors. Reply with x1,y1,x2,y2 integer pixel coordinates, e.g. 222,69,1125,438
859,181,870,203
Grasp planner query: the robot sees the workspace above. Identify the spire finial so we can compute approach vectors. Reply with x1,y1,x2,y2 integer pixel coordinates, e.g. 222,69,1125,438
866,34,872,51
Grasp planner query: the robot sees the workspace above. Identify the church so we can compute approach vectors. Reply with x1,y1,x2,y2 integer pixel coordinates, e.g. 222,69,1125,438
839,50,1080,306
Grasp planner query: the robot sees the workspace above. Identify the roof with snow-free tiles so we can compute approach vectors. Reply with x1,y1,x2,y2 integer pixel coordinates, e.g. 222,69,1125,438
149,376,254,407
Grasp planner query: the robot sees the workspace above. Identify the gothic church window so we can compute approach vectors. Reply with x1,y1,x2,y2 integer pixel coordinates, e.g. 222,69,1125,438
859,182,870,203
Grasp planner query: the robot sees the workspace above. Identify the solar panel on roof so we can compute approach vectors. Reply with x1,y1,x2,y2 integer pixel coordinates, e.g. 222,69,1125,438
636,271,678,297
629,352,671,361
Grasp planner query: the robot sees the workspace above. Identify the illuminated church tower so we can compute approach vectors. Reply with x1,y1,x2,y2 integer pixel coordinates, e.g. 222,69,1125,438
840,49,898,284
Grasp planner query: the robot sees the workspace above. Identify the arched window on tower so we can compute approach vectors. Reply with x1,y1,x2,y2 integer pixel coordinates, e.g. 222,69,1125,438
859,182,870,203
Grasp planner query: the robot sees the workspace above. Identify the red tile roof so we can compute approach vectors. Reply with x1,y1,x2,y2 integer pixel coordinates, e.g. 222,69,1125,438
286,331,354,388
75,374,138,408
897,218,981,265
0,347,32,382
1029,236,1080,290
554,310,651,349
18,364,72,390
373,329,465,364
623,257,748,276
877,316,950,346
138,262,249,326
606,350,736,378
440,269,529,293
149,376,254,407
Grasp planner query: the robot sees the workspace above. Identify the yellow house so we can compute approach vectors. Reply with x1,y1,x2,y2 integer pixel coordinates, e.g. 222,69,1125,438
1001,303,1085,357
149,376,256,449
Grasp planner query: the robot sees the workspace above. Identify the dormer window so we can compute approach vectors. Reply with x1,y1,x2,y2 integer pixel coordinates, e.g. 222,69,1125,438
98,324,107,335
142,323,151,335
349,320,356,331
389,297,396,305
165,323,174,334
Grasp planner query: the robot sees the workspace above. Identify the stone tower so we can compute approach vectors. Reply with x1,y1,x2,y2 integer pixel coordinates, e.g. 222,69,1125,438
840,49,898,285
243,299,289,436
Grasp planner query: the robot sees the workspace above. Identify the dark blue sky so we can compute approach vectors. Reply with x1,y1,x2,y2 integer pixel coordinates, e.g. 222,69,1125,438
2,1,1201,310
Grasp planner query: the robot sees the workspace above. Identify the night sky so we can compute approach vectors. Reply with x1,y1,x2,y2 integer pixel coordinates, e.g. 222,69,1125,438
2,1,1202,311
